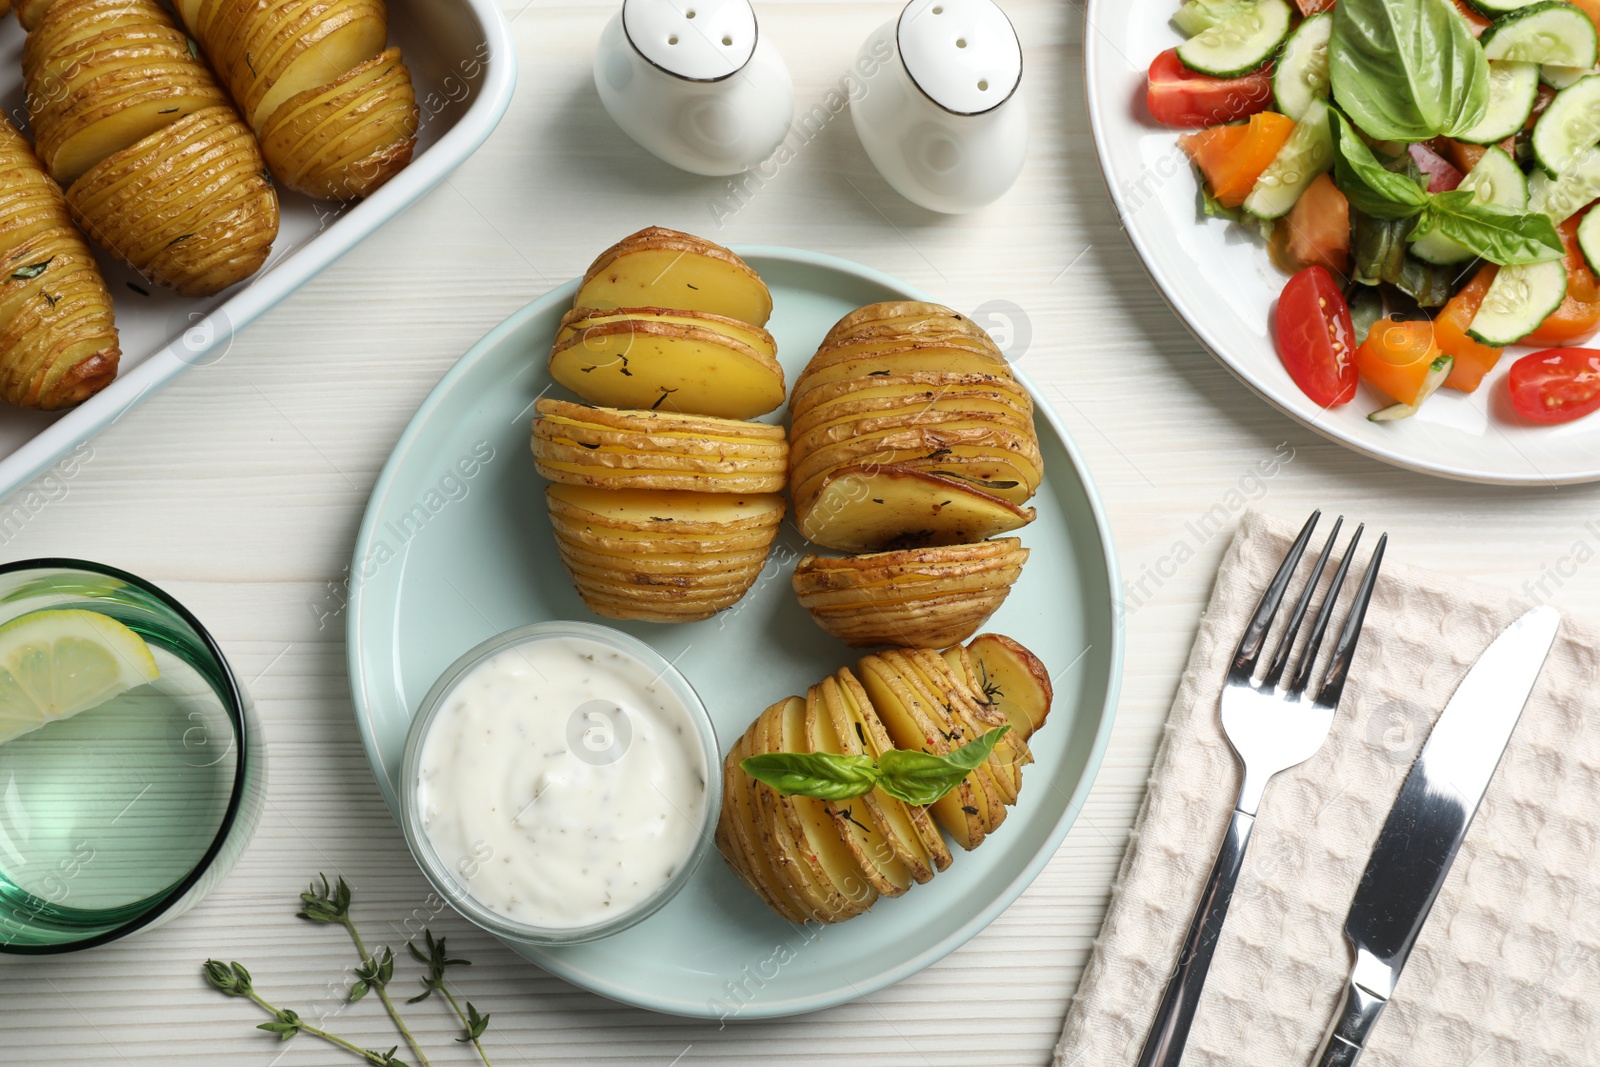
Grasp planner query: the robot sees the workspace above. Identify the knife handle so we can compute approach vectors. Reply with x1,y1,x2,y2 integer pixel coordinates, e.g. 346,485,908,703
1135,808,1256,1067
1313,978,1389,1067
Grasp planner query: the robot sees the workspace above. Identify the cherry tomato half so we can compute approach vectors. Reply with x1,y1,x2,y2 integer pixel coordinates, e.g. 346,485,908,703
1145,48,1273,128
1508,349,1600,424
1276,266,1358,407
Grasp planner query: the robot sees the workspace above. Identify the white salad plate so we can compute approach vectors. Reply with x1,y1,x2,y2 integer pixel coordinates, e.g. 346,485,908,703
346,247,1123,1018
1084,0,1600,485
0,0,516,501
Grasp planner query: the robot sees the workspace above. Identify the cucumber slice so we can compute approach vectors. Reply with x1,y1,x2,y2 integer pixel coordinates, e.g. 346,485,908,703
1532,73,1600,176
1412,146,1530,264
1542,65,1598,90
1271,12,1332,121
1467,0,1541,13
1173,0,1257,36
1177,0,1293,78
1369,356,1454,422
1456,62,1541,145
1481,2,1599,68
1243,99,1334,218
1467,258,1569,345
1580,206,1600,274
1530,144,1600,222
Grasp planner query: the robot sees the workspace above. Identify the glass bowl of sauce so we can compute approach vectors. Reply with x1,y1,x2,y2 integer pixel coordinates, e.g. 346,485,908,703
399,621,720,945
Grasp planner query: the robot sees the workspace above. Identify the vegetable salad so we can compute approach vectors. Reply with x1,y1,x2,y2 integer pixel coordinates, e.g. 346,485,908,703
1148,0,1600,424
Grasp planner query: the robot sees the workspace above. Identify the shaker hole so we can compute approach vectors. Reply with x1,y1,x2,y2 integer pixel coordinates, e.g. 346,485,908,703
932,4,943,11
956,37,967,48
978,79,989,90
685,8,695,16
668,34,679,44
722,34,733,45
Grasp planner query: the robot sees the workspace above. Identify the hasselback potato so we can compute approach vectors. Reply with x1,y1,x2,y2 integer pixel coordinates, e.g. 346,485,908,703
22,0,279,297
0,116,119,410
174,0,419,200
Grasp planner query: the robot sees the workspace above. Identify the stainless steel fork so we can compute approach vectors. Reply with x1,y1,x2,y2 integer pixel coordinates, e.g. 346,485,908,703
1136,511,1386,1067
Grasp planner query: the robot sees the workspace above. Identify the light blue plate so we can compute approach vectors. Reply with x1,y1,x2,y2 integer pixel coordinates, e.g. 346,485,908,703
347,248,1123,1019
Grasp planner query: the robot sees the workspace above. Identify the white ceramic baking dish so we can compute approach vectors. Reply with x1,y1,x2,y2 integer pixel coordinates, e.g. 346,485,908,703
0,0,517,500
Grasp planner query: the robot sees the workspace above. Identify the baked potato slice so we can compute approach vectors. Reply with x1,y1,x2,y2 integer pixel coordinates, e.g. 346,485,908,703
0,116,119,410
856,654,986,850
797,465,1033,553
755,700,865,921
234,0,389,130
575,227,773,327
545,483,785,533
255,46,418,200
882,649,1010,833
901,649,1020,807
815,674,937,885
536,397,785,444
804,684,913,897
792,369,1030,418
550,317,785,420
961,633,1054,740
790,386,1033,441
774,695,878,917
68,107,278,296
559,306,777,360
835,668,951,873
792,347,1015,405
719,731,809,922
941,644,1034,780
823,301,995,345
793,444,1042,510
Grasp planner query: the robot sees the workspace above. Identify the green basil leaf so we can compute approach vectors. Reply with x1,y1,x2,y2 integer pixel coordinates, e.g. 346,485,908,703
740,752,880,800
1329,0,1489,141
875,726,1011,806
1417,197,1566,266
1346,284,1387,345
1331,110,1430,220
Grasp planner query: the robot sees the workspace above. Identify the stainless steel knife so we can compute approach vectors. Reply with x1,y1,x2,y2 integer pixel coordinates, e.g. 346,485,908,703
1313,604,1561,1067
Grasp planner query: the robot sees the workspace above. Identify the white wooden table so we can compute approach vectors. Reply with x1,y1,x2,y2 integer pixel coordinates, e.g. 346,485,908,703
3,2,1597,1064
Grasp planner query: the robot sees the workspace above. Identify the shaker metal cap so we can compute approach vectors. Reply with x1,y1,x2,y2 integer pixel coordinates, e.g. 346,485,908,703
897,0,1023,115
622,0,759,82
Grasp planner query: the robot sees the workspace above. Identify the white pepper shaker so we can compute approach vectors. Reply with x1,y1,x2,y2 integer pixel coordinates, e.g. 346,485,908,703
850,0,1028,213
594,0,795,176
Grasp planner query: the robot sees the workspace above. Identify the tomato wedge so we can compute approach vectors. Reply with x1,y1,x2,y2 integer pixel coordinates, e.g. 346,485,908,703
1357,319,1442,405
1146,47,1273,128
1508,348,1600,424
1438,263,1504,393
1276,266,1357,407
1275,173,1351,275
1181,112,1296,207
1525,213,1600,346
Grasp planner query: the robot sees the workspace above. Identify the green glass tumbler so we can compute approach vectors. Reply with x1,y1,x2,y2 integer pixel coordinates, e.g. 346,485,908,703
0,559,265,952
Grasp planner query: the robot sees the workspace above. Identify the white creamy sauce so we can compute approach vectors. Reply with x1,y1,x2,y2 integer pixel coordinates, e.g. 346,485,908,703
416,636,706,929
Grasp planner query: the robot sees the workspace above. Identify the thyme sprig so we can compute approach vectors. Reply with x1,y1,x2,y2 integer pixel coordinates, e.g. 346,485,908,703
203,875,496,1066
299,875,430,1067
409,930,493,1064
202,960,407,1067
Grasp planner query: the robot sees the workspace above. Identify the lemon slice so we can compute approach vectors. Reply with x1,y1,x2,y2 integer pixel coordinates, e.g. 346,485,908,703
0,609,160,745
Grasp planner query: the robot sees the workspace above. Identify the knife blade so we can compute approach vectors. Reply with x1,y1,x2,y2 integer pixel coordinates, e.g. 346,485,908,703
1312,604,1561,1067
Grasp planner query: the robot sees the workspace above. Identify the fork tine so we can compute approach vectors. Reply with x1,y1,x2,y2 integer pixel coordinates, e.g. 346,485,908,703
1313,533,1386,709
1262,516,1343,689
1230,510,1320,681
1286,523,1364,697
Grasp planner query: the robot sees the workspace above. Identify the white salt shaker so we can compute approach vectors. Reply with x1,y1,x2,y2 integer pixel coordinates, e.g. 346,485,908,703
850,0,1027,213
594,0,795,176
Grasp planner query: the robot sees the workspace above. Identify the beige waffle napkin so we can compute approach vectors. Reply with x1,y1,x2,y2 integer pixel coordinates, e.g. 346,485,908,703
1054,509,1600,1067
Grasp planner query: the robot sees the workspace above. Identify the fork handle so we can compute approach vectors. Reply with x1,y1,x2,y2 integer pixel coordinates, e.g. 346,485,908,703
1135,808,1256,1067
